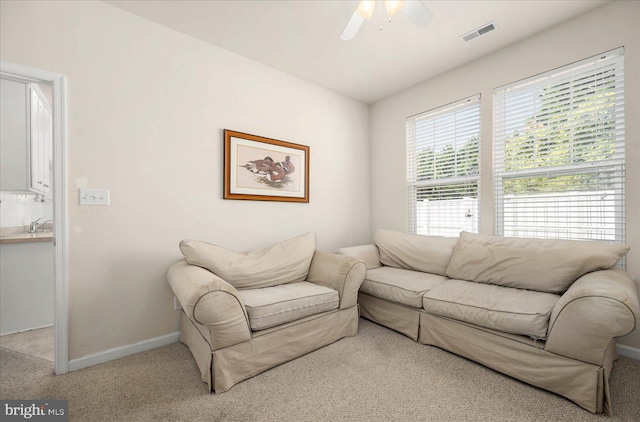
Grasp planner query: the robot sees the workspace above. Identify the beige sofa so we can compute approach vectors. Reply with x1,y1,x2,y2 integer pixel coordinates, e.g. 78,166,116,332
167,233,366,393
337,229,639,414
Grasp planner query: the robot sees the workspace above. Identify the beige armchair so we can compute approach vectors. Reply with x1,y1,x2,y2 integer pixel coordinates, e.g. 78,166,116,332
167,233,366,393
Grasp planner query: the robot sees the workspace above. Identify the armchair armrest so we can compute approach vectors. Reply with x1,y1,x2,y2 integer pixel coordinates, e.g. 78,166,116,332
306,251,366,310
545,268,639,365
167,260,251,350
335,244,381,270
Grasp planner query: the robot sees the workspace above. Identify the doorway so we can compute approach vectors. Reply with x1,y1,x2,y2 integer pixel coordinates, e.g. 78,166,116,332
0,61,68,375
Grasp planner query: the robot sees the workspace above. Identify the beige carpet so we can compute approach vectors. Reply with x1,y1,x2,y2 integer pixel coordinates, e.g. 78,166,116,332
1,319,639,421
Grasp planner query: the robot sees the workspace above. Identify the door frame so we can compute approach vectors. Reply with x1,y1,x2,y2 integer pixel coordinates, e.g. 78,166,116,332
1,61,68,374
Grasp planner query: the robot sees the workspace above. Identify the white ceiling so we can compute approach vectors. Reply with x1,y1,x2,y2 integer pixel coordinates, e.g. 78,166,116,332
104,0,609,104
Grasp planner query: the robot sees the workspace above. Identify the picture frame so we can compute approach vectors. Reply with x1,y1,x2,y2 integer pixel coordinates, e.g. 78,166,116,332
224,129,310,203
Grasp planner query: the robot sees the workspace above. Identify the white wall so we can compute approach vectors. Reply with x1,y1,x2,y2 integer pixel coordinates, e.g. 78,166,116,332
0,1,371,359
370,0,640,349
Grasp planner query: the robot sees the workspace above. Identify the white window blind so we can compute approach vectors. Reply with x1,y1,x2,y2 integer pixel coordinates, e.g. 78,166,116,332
494,48,625,247
407,95,481,236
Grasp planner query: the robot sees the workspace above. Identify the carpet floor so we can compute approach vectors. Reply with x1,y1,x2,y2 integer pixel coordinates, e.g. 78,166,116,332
1,319,639,421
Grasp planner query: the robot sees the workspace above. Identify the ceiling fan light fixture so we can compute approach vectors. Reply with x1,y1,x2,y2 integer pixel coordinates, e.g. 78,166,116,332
385,0,404,18
341,0,432,40
356,0,376,20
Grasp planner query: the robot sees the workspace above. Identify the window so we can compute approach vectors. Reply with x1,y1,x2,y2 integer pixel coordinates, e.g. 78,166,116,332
407,95,481,236
494,48,625,246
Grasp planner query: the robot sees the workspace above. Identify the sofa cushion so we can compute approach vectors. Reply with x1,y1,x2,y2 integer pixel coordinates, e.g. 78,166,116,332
423,279,561,339
237,281,339,331
179,233,316,290
445,231,629,293
374,229,458,276
362,267,448,308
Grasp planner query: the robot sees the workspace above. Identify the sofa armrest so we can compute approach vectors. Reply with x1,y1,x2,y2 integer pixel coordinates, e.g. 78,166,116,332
335,244,381,270
167,260,251,349
306,251,366,309
545,268,639,365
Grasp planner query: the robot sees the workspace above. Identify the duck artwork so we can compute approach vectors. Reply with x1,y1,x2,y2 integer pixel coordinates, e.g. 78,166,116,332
241,155,296,188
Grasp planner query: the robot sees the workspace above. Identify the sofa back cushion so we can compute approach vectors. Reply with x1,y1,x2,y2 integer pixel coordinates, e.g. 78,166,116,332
445,231,629,293
374,229,458,276
180,232,316,290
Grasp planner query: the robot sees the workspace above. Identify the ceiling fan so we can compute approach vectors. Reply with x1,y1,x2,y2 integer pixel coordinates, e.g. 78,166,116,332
341,0,434,40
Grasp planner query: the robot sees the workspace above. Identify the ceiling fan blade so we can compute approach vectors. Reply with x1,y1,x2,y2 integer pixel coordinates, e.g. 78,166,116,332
401,1,433,27
340,10,365,40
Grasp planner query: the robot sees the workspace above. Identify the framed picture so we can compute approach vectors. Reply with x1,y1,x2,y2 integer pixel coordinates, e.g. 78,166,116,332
224,130,309,202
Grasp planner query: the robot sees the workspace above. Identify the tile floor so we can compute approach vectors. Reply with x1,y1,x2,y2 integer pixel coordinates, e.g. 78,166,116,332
0,326,54,362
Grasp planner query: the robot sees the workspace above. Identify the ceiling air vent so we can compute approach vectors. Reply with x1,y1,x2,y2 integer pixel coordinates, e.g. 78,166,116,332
461,22,496,42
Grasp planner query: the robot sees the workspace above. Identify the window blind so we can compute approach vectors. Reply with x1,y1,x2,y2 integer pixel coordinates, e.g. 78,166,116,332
494,48,625,247
407,95,481,236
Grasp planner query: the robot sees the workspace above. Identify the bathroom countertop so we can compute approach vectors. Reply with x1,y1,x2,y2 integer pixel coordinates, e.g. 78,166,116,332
0,226,53,244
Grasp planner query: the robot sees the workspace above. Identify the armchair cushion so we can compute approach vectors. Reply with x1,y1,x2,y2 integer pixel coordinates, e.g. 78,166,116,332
179,232,316,290
237,282,339,331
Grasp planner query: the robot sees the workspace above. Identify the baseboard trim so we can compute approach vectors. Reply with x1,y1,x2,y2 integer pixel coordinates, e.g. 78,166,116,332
68,331,180,372
616,343,640,360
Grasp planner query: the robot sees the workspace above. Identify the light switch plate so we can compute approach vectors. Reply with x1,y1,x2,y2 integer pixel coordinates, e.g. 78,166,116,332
79,188,110,206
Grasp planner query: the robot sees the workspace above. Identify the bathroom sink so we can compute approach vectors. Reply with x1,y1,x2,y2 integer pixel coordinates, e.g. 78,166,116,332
25,229,53,235
0,230,53,244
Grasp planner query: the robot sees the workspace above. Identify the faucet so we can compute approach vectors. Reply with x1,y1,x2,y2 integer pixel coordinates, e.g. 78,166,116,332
29,218,42,233
28,218,52,233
